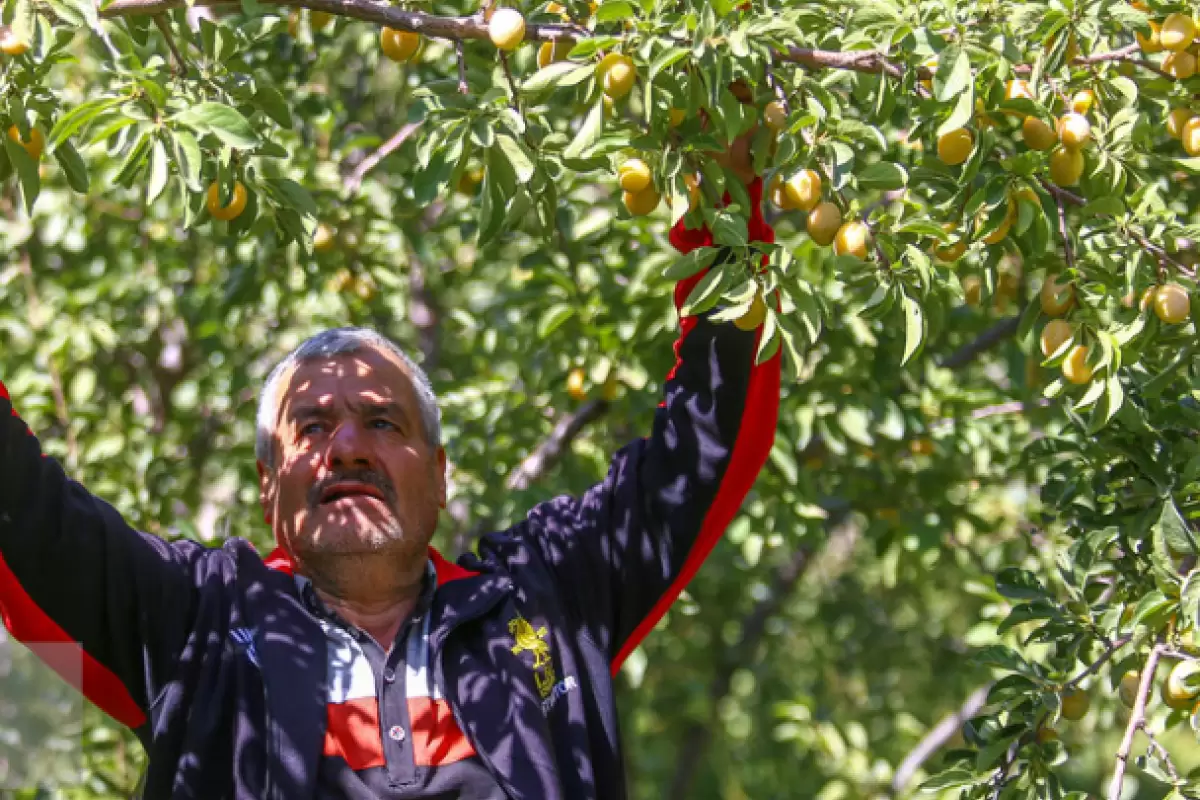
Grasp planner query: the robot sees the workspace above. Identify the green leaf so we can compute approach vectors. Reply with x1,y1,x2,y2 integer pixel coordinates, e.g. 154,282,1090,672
681,265,735,317
170,129,202,191
1156,499,1198,558
495,135,534,184
919,767,978,792
172,102,261,149
595,1,635,23
649,46,690,80
995,568,1049,600
48,97,124,147
5,136,40,213
563,99,603,159
146,138,168,204
900,293,924,366
937,85,975,138
857,161,908,191
522,61,593,93
52,140,89,193
254,87,293,129
934,47,972,102
267,177,317,218
663,247,719,281
536,303,575,338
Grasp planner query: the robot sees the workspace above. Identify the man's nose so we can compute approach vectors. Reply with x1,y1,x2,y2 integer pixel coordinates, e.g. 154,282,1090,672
323,421,375,469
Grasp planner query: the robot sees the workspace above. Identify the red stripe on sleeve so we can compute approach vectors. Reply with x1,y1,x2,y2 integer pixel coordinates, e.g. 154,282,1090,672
611,177,782,674
0,553,147,728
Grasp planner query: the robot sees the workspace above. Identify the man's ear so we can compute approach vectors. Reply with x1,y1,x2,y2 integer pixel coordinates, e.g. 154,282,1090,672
436,447,448,509
256,460,275,525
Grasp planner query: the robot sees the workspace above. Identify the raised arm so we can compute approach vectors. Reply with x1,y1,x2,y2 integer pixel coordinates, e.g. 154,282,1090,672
0,380,204,731
481,178,781,674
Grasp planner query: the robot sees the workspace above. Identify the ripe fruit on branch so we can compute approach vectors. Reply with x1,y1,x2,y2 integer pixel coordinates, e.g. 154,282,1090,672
0,27,28,56
1040,319,1073,357
833,221,870,259
806,202,843,246
7,125,43,160
784,169,822,211
488,8,526,50
1071,89,1095,115
1164,50,1198,80
1060,688,1090,720
1049,145,1084,186
617,158,651,193
623,187,660,216
1040,273,1076,316
1118,670,1142,708
919,57,937,92
1182,117,1200,156
1005,79,1035,111
1168,107,1194,139
538,40,570,68
567,368,587,401
597,52,636,99
734,292,767,331
1162,661,1200,710
311,11,332,31
764,101,787,132
934,223,967,262
977,201,1015,245
962,275,982,306
1036,726,1060,744
1062,344,1093,384
1160,13,1197,51
1138,21,1163,53
313,223,336,253
937,128,974,165
668,108,686,127
1057,113,1092,149
380,28,421,62
1022,116,1057,151
206,181,248,222
727,79,753,104
1153,283,1191,323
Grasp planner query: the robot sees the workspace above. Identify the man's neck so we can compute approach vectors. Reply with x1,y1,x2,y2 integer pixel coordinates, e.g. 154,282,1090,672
301,552,427,650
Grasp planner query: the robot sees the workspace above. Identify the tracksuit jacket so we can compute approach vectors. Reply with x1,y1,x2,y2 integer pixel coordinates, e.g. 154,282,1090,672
0,194,782,799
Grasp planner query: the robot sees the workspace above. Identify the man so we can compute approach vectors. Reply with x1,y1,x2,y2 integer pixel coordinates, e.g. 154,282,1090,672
0,187,780,799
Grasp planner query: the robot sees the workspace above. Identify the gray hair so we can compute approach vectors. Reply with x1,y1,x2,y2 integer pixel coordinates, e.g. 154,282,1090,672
255,327,441,469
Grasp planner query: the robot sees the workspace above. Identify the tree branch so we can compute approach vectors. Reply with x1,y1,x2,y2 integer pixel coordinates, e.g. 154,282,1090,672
153,14,188,74
938,316,1022,370
506,398,610,491
1107,643,1165,800
891,685,992,795
343,121,422,193
1066,634,1132,689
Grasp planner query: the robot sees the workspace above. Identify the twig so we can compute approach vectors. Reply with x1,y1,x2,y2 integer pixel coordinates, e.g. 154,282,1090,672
1128,228,1197,279
153,14,187,74
1144,729,1181,784
1055,191,1075,271
1107,643,1165,800
343,121,422,193
456,40,468,94
939,316,1021,370
989,739,1022,800
1065,634,1133,689
506,398,610,491
498,50,521,116
891,685,992,794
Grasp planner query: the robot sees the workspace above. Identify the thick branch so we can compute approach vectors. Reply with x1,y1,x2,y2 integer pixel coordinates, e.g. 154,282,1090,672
891,685,992,795
507,398,610,491
939,316,1021,370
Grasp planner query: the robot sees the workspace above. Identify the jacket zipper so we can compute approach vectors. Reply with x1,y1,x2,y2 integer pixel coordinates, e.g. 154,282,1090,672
433,587,523,800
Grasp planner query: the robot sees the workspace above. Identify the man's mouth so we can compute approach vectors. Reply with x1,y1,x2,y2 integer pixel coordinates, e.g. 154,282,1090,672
318,481,387,506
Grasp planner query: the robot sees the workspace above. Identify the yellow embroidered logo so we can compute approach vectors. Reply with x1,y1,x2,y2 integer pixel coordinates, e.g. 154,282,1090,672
509,615,556,699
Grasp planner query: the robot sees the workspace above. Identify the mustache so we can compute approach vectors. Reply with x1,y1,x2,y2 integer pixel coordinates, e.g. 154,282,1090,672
308,468,399,510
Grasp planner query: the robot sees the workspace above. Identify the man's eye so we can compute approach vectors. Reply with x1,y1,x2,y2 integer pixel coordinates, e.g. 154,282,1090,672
370,419,397,431
299,422,325,435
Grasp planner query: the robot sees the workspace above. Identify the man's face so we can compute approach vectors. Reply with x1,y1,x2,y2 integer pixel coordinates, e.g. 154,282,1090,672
256,346,446,568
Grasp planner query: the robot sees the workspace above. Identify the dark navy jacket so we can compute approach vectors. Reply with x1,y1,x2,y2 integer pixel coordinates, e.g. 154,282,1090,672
0,236,781,798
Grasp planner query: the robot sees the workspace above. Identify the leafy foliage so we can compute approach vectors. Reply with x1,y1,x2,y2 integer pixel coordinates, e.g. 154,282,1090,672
3,0,1200,797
